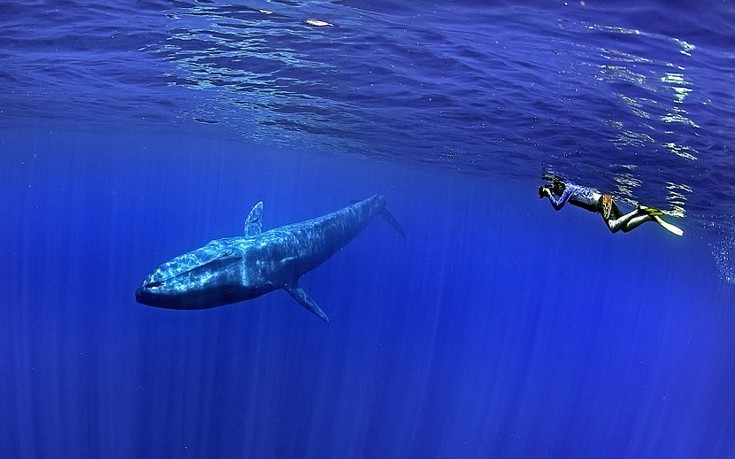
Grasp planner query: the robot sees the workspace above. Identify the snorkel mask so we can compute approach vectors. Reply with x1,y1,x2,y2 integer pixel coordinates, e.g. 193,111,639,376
540,174,565,198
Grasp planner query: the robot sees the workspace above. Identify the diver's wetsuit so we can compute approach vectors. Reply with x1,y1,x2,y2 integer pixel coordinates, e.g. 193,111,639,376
548,182,604,213
547,181,648,233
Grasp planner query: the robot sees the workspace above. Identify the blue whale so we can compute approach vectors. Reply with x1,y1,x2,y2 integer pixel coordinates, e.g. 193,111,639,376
135,194,404,323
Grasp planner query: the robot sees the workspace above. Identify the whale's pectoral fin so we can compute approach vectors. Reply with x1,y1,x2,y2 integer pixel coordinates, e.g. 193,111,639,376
244,201,264,236
284,283,330,324
380,208,406,240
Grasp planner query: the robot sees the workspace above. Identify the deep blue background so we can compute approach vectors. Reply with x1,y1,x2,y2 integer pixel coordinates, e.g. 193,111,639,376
2,0,735,457
1,128,734,458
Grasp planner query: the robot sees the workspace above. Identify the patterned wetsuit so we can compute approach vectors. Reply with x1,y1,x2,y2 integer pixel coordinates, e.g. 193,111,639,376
548,182,602,213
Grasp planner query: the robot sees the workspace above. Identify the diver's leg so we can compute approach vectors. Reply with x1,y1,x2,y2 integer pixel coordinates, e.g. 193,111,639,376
620,213,653,232
605,209,651,233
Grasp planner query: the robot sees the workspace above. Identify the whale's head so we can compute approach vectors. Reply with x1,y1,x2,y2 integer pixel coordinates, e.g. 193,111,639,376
136,238,271,310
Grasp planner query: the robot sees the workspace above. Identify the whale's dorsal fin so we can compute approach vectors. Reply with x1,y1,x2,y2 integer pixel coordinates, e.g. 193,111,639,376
244,201,264,236
284,282,330,324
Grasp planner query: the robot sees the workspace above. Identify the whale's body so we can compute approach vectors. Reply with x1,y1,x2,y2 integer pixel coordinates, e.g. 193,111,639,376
135,194,403,323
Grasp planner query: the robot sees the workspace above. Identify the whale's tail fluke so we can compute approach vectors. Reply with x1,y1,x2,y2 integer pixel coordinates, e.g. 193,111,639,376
351,197,406,239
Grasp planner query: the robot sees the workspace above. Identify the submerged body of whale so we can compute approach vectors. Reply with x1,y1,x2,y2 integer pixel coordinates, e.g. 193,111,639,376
135,194,404,323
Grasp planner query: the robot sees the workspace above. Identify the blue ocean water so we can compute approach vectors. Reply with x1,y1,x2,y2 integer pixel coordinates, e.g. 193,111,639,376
2,1,735,458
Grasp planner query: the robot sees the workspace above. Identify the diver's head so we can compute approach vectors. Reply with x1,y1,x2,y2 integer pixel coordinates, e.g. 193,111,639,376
542,173,565,190
541,179,565,198
551,180,565,196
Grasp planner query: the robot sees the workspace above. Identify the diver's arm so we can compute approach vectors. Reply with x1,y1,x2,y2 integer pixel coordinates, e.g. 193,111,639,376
548,187,572,210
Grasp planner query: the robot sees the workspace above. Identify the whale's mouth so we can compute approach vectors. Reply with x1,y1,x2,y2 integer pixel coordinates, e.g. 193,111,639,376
143,280,164,289
136,280,165,306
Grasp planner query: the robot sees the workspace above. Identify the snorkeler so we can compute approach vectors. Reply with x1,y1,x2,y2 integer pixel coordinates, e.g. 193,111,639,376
538,175,683,236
